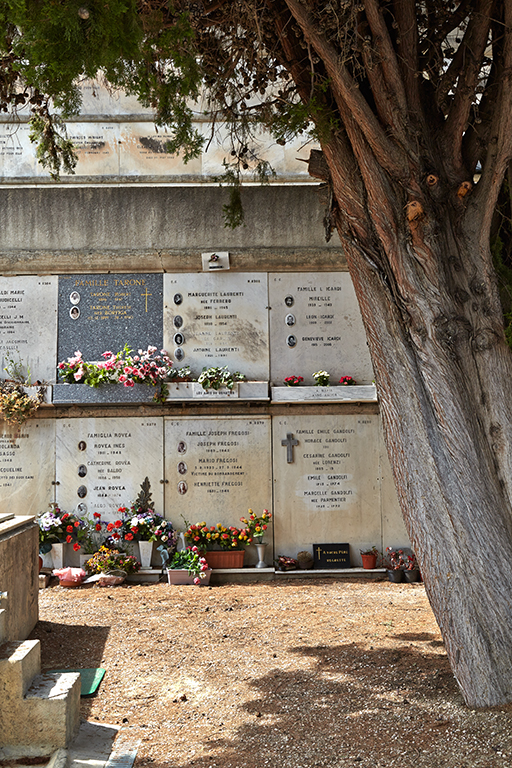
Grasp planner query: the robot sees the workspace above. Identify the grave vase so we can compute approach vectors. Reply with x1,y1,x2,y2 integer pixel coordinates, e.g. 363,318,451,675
51,542,65,570
254,542,268,569
139,540,153,569
79,553,92,571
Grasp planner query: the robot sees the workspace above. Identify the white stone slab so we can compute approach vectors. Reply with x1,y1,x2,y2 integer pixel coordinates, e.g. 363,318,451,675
164,416,272,563
271,385,377,402
0,122,37,177
61,123,120,176
0,276,58,383
165,381,268,400
119,123,202,176
163,273,269,381
272,413,382,562
0,420,56,517
55,417,164,522
269,272,374,386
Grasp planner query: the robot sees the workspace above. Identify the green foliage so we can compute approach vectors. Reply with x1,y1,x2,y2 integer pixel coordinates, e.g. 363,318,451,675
197,365,245,391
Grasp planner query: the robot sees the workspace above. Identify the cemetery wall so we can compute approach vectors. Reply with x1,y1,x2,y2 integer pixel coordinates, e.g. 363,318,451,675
0,82,409,569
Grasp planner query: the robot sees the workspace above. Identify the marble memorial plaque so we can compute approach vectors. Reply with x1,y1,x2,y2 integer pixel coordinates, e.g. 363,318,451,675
269,272,373,386
272,413,381,559
0,421,56,517
57,274,163,363
0,276,58,382
119,123,202,176
164,416,271,531
163,273,269,380
55,417,163,521
62,124,119,176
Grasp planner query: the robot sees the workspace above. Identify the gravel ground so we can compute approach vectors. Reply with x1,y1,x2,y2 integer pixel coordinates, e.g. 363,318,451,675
31,577,512,768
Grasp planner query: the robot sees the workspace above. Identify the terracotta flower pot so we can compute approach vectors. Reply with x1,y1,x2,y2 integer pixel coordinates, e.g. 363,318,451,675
361,553,377,569
203,550,245,569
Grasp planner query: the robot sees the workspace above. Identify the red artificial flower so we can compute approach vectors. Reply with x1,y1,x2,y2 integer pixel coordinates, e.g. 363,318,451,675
112,532,120,540
61,513,69,520
125,532,134,541
66,525,74,532
107,523,114,532
95,523,102,532
66,535,72,543
132,527,139,534
93,512,101,518
74,521,80,527
114,520,123,528
73,543,81,551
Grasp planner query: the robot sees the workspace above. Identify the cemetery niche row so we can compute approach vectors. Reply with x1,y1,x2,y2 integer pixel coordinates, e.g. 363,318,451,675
0,270,375,404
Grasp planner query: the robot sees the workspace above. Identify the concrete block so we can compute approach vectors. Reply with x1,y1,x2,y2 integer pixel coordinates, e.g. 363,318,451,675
0,640,41,700
18,672,81,751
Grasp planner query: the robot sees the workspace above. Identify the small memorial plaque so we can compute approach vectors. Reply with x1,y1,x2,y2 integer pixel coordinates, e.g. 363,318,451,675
0,421,56,516
313,543,351,569
58,273,163,363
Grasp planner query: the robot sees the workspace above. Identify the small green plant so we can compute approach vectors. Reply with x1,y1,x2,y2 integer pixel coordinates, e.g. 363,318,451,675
197,365,245,391
161,546,210,583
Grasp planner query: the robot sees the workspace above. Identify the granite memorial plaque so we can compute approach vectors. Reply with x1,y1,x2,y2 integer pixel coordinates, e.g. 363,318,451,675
55,417,164,521
57,274,163,363
164,415,271,533
163,273,269,380
0,421,56,517
269,272,374,386
0,276,58,382
272,413,381,559
313,543,351,569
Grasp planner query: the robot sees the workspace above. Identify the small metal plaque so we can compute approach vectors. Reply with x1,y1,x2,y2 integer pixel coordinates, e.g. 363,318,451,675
313,543,351,569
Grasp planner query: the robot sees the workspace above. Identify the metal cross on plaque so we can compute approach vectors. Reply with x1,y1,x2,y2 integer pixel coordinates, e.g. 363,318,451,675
282,432,299,463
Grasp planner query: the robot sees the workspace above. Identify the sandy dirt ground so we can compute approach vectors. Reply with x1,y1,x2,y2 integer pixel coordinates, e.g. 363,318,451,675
31,577,512,768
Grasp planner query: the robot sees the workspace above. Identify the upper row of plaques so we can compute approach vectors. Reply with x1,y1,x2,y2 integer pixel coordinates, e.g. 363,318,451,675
0,272,373,385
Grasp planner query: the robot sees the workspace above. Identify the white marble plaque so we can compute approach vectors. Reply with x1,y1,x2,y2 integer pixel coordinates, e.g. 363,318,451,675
0,276,58,383
163,273,269,380
61,124,119,176
272,413,382,560
119,123,202,176
269,272,374,386
0,123,37,177
55,417,164,521
0,420,55,516
164,416,272,541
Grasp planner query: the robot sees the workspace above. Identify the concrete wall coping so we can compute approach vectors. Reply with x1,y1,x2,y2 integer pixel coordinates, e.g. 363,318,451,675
0,516,36,539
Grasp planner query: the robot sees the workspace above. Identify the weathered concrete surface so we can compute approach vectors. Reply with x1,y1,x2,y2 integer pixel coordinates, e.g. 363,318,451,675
0,517,39,641
0,185,339,258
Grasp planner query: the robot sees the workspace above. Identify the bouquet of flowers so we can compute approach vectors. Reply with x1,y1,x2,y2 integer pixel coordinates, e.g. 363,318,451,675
38,504,86,554
117,477,178,549
313,370,330,386
184,521,252,550
339,376,357,386
240,508,273,540
84,545,141,575
284,375,303,387
58,345,174,389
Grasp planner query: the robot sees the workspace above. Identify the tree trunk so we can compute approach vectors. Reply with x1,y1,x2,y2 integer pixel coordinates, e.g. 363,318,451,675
328,163,512,706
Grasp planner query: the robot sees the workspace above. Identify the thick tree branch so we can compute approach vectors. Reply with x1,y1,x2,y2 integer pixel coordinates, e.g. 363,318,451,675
284,0,407,180
393,0,423,120
443,0,494,174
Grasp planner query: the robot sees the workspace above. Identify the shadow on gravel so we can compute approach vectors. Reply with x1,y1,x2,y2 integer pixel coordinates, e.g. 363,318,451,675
28,619,110,720
153,642,473,768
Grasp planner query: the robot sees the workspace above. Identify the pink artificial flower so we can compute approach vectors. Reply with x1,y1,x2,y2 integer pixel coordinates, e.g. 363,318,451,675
58,362,65,369
124,379,134,387
73,370,83,381
119,375,126,383
102,351,113,358
194,577,200,585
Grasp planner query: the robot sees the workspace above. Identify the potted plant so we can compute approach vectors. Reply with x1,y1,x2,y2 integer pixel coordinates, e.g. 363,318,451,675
196,365,245,391
312,370,330,386
403,552,420,582
339,376,357,386
161,546,212,586
183,520,252,568
284,375,303,387
360,546,380,569
385,547,405,582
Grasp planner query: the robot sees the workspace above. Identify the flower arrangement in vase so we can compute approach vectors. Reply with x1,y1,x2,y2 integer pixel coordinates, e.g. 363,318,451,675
183,520,252,569
118,478,177,568
38,504,85,554
196,365,245,391
312,370,330,386
339,376,357,386
240,509,273,542
284,375,303,387
84,545,140,576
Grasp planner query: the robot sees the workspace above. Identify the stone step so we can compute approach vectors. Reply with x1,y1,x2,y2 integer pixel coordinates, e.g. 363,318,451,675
7,672,81,753
0,639,41,699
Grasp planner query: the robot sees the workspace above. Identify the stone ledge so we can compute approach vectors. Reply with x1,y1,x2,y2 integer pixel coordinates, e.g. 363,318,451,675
271,385,377,403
